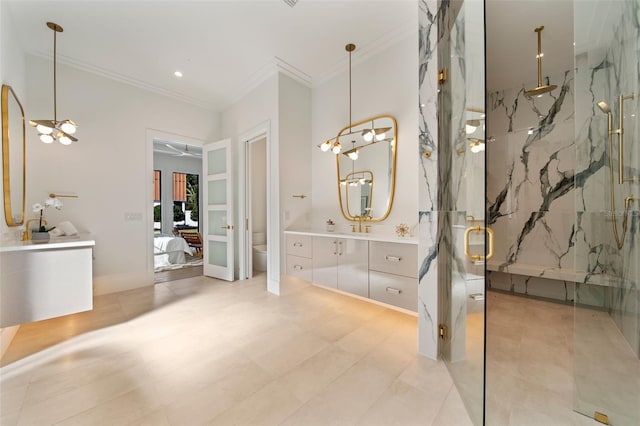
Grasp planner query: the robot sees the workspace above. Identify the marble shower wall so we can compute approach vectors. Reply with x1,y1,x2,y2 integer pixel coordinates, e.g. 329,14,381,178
574,0,639,357
485,69,591,305
486,70,576,271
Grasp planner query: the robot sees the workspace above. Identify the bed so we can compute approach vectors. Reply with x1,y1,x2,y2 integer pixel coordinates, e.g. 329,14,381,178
154,235,193,268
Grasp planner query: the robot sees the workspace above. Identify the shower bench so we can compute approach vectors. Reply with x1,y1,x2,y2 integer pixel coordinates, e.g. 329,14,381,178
486,260,611,308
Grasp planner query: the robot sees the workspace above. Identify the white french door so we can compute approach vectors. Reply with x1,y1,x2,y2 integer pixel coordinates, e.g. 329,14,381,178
202,139,234,281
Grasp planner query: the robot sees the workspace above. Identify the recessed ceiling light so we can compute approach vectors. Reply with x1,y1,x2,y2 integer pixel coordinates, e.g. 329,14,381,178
174,71,183,78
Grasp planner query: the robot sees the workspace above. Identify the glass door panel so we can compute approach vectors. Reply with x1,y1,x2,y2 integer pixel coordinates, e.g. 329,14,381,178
574,0,640,424
208,210,227,237
437,0,486,424
208,241,228,268
203,139,234,281
207,148,226,175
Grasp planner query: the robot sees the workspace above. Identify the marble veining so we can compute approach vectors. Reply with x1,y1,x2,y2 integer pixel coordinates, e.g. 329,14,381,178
418,0,439,360
487,70,577,269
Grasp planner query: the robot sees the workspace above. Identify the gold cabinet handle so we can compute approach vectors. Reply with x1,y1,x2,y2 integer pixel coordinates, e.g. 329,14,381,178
464,226,494,261
220,225,234,230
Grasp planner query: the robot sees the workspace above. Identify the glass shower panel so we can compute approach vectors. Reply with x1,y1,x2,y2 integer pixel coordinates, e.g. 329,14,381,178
574,0,640,424
437,0,486,424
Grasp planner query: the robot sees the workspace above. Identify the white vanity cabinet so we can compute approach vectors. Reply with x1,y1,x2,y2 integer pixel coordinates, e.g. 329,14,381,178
312,236,369,297
0,236,95,327
368,241,418,312
285,234,313,281
285,230,418,313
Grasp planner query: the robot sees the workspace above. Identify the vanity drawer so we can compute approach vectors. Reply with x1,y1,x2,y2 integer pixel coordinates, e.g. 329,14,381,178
369,241,418,278
369,270,418,312
285,234,312,258
286,254,312,281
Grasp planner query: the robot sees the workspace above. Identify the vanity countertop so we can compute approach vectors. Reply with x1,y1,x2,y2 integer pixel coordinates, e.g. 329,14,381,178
285,228,418,245
0,234,95,253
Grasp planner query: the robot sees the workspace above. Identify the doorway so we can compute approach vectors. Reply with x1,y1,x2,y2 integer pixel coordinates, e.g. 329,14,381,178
150,132,204,282
241,135,268,279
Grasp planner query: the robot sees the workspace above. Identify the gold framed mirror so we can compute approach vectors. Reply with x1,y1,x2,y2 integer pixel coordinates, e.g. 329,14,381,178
336,114,397,222
2,84,26,227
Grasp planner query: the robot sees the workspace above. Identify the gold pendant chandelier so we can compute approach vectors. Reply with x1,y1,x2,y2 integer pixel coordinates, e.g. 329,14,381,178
29,22,78,145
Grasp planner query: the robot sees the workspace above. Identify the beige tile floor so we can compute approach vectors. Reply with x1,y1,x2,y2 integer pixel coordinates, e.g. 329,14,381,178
1,273,631,426
485,292,608,426
1,274,472,426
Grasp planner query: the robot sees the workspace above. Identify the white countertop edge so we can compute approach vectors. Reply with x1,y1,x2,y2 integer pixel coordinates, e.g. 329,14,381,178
284,229,418,245
0,234,95,252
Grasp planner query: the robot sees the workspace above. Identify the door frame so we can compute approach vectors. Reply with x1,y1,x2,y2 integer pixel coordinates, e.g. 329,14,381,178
237,121,279,294
145,129,205,281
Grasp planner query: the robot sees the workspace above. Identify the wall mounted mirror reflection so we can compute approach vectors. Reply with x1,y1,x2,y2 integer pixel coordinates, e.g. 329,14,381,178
336,114,397,222
1,84,26,227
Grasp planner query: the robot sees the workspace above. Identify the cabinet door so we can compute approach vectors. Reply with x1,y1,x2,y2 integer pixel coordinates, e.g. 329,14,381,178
337,238,369,297
312,237,337,288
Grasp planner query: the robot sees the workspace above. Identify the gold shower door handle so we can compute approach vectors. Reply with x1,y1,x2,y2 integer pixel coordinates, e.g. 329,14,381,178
464,226,494,261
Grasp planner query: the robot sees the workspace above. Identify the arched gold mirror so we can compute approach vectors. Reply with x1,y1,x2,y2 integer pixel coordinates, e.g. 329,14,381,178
336,114,397,222
2,84,26,226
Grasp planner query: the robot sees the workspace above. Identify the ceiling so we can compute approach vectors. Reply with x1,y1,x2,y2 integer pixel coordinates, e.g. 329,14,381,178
154,139,203,158
6,0,417,111
6,1,581,119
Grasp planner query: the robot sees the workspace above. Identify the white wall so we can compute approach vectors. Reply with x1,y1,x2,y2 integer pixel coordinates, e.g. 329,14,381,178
153,152,202,234
221,73,278,287
25,55,219,295
0,2,27,239
311,31,419,235
221,72,311,292
278,73,312,255
0,2,28,358
250,138,267,235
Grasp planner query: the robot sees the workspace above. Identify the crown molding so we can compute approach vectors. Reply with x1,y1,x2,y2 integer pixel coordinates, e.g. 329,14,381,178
229,56,312,105
314,20,417,87
28,50,217,111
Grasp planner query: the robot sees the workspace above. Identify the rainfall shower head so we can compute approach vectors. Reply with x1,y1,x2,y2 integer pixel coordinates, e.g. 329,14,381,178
524,26,557,98
597,100,611,114
524,84,557,97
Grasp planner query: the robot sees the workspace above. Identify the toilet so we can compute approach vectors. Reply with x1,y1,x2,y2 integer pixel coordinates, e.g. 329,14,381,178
252,232,267,272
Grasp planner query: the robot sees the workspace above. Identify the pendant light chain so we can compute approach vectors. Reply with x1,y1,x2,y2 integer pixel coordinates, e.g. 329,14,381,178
349,45,352,131
53,27,57,123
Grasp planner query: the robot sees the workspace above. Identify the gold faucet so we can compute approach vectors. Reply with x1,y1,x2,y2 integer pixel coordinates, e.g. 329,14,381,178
23,218,47,241
353,215,369,233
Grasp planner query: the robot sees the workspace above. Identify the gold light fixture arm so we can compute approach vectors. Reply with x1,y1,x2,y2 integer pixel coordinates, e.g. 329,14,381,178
49,193,78,199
